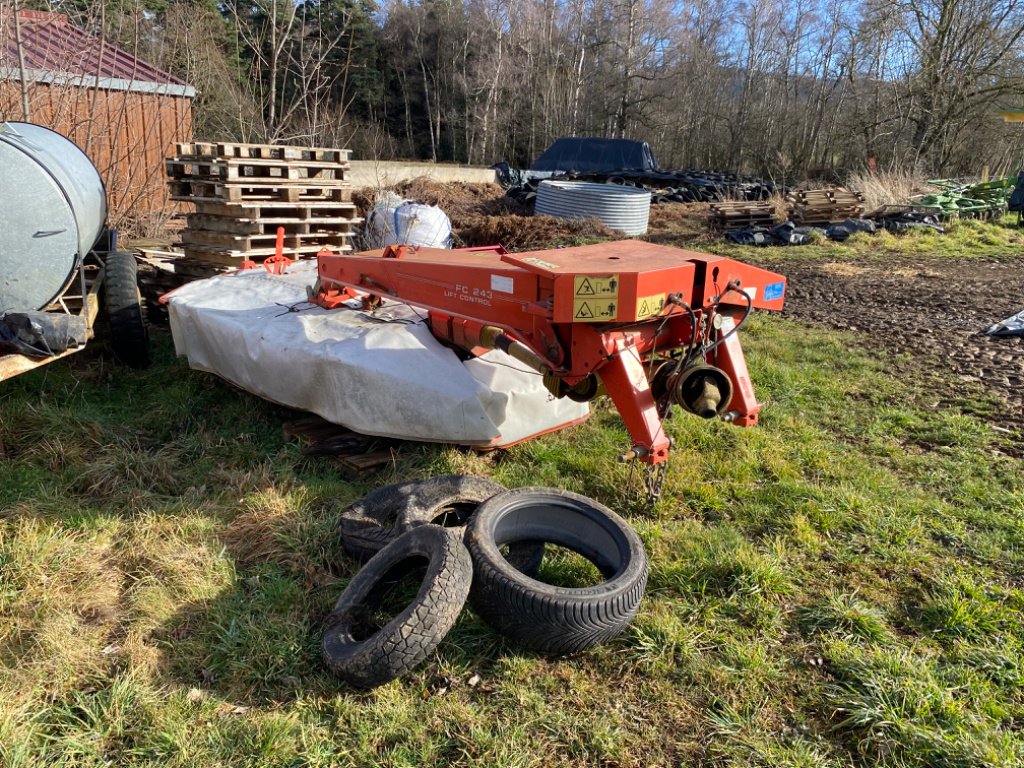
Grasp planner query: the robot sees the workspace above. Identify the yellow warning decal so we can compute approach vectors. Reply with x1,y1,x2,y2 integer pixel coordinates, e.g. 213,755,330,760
574,274,619,299
522,256,561,270
573,298,618,322
635,293,666,320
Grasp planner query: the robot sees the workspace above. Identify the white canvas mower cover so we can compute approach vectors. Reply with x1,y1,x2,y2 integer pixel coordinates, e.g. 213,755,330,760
166,262,589,447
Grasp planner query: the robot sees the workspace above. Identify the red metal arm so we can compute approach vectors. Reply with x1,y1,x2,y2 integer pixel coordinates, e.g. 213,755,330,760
312,240,786,464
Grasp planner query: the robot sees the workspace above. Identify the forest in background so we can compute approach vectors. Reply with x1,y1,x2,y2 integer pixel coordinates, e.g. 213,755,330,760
17,0,1024,180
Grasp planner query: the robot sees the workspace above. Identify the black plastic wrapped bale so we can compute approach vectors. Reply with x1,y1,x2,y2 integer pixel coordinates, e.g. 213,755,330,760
0,122,107,313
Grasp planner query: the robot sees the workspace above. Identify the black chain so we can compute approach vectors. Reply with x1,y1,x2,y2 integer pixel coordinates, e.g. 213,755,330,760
626,455,668,508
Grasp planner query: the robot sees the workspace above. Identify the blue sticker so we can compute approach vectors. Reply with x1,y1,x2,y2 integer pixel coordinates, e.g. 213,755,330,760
763,281,785,301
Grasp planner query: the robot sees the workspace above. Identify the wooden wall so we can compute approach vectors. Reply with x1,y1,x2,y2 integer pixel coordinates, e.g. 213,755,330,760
0,80,191,226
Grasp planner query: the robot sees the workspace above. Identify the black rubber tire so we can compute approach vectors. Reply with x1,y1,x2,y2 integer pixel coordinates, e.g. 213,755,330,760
394,475,545,575
339,475,510,562
338,480,423,562
104,251,150,369
321,524,472,689
393,475,506,534
465,487,648,654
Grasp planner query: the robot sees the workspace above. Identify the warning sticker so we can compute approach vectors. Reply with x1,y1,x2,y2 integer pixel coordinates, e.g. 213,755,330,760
522,256,561,270
634,293,666,320
574,274,619,299
573,299,617,322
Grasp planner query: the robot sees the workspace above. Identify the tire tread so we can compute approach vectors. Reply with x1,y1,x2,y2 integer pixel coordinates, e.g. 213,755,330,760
104,252,150,369
466,488,647,654
322,525,472,688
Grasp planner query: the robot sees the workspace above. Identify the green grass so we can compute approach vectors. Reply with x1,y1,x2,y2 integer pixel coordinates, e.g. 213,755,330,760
648,213,1024,264
2,308,1023,765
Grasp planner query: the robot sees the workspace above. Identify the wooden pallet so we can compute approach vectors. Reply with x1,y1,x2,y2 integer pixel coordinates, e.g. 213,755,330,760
177,141,352,164
165,141,361,270
791,207,865,225
185,214,363,236
136,248,222,277
792,192,863,202
166,157,348,183
135,250,201,323
788,188,865,224
174,254,318,272
794,207,863,215
794,205,864,213
714,218,775,230
709,201,774,210
710,210,775,218
139,247,330,279
170,180,353,204
283,415,396,478
179,229,354,250
180,243,352,266
193,201,358,219
709,201,776,230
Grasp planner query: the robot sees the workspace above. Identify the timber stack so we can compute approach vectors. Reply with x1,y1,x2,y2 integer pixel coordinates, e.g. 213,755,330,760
788,187,865,226
709,201,777,231
166,142,361,270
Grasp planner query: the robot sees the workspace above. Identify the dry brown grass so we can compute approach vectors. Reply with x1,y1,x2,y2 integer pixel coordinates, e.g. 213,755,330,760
71,438,183,499
353,177,617,251
220,488,341,588
643,203,712,247
454,214,616,250
352,178,512,223
768,193,790,223
846,169,933,211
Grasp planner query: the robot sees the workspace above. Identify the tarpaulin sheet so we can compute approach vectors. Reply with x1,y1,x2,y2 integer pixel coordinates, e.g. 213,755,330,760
166,263,589,447
987,309,1024,337
529,137,657,174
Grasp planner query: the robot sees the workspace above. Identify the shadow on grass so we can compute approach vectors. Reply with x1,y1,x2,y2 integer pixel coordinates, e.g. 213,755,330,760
148,469,539,708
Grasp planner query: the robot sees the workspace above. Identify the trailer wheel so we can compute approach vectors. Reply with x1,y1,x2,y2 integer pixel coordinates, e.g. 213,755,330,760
104,251,150,369
322,524,472,689
465,488,648,654
394,475,544,575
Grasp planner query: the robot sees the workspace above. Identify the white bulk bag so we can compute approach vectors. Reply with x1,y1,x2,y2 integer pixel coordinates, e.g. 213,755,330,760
365,193,453,249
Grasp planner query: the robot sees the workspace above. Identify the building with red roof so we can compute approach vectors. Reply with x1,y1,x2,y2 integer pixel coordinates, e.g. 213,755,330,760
0,8,194,220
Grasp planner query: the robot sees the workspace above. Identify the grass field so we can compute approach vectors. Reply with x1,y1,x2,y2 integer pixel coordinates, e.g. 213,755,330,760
2,219,1023,767
649,209,1024,264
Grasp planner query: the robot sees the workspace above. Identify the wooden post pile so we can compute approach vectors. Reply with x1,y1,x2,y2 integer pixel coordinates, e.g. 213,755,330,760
165,142,362,269
787,188,865,226
708,201,777,231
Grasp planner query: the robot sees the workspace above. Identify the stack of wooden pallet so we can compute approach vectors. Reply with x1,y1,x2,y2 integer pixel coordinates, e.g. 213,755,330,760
166,141,361,269
709,201,777,230
788,188,865,226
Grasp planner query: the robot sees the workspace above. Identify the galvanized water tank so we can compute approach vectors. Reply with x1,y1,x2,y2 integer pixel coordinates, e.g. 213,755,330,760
535,180,651,235
0,122,107,312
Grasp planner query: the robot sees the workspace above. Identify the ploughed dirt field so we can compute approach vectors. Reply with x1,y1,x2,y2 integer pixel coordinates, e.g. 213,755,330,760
771,258,1024,436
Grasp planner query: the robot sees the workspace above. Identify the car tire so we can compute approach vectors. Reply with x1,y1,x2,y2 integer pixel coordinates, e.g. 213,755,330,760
393,475,544,575
338,480,423,562
465,487,647,654
340,476,543,571
321,524,472,689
